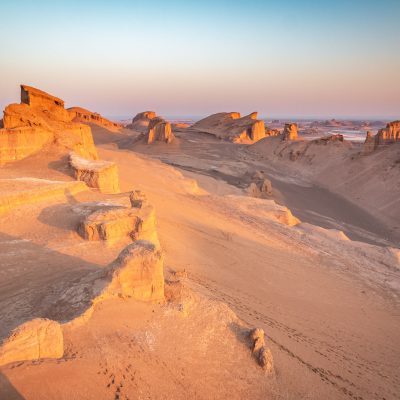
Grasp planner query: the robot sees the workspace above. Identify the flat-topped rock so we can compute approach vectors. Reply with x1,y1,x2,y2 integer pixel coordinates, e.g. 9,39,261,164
0,84,98,163
69,152,120,194
0,318,63,366
191,112,266,143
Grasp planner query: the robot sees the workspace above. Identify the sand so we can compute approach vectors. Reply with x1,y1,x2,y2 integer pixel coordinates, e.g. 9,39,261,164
0,124,399,400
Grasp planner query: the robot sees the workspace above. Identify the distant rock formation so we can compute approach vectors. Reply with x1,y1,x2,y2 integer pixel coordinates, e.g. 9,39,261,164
146,117,175,144
247,171,272,198
362,121,400,154
126,111,157,132
282,123,298,141
68,107,121,132
191,112,266,143
69,152,120,194
0,319,63,366
0,85,98,163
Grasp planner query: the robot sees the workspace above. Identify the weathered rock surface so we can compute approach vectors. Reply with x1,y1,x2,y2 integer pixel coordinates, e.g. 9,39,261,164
68,107,121,132
249,328,274,374
0,85,98,163
146,117,175,144
282,123,298,141
0,319,63,366
191,112,266,143
0,178,88,214
77,196,160,247
362,121,400,154
126,111,157,132
247,171,272,198
69,152,120,194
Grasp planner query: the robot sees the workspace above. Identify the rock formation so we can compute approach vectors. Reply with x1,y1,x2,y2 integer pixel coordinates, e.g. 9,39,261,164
0,319,63,366
249,328,274,374
247,171,272,198
126,111,157,132
362,121,400,154
68,107,121,132
0,85,98,163
69,152,120,194
282,123,298,141
146,117,175,144
191,112,266,143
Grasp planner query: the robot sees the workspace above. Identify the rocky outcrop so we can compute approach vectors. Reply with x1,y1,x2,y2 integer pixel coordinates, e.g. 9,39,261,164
126,111,157,132
249,328,274,374
146,117,175,144
282,123,298,141
69,152,120,194
362,131,376,155
247,171,272,198
362,121,400,154
0,319,63,366
191,112,266,143
68,107,121,132
0,85,98,163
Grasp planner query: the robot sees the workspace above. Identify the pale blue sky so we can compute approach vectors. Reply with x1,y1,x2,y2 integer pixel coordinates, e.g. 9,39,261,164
0,0,399,118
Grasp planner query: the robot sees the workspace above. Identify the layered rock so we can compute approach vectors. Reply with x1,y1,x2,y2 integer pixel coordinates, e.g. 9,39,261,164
77,193,159,247
0,85,98,163
0,319,63,366
362,121,400,154
69,152,120,194
282,123,298,141
68,107,121,132
191,112,266,143
146,117,175,144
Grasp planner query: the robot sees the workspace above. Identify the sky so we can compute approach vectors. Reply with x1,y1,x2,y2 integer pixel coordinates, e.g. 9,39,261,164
0,0,399,119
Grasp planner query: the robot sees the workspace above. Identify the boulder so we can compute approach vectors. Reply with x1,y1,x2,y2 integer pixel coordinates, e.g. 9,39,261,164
282,123,298,141
248,328,274,374
0,319,63,366
0,85,98,163
68,107,121,132
69,152,120,194
146,117,175,144
191,112,266,143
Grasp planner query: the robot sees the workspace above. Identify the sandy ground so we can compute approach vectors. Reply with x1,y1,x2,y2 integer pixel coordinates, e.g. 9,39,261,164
0,125,399,399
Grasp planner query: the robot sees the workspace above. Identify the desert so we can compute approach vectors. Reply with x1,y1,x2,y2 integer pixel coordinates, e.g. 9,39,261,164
1,2,399,400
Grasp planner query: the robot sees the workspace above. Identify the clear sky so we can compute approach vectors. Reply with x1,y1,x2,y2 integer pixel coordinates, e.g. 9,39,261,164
0,0,399,119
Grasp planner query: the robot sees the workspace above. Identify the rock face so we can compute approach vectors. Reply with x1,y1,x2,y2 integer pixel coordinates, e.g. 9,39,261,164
104,241,164,302
247,171,272,198
0,319,63,366
126,111,157,132
362,121,400,154
68,107,121,132
146,117,175,144
282,123,298,141
77,192,160,247
69,152,120,194
0,85,98,163
249,328,274,374
191,112,266,143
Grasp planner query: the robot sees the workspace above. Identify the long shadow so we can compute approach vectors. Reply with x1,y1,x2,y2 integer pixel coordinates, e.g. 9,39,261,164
0,373,25,400
0,231,107,342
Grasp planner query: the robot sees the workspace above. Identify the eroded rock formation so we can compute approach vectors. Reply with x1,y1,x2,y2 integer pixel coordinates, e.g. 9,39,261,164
191,112,266,143
247,171,272,198
0,319,63,366
146,117,175,144
249,328,274,374
126,111,157,132
362,121,400,154
68,107,121,132
69,152,120,194
0,85,98,163
282,123,298,141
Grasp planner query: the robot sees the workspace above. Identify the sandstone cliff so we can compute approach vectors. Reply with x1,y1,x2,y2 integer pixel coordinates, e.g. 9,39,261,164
68,107,121,132
191,112,266,143
362,120,400,154
0,85,98,163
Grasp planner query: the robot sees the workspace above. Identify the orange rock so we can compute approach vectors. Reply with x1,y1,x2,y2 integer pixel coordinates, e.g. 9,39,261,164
282,123,298,141
126,111,157,132
0,319,63,366
146,117,175,144
68,107,121,132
